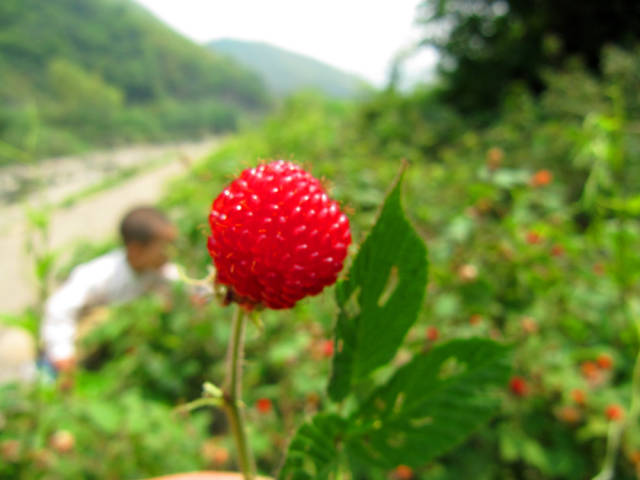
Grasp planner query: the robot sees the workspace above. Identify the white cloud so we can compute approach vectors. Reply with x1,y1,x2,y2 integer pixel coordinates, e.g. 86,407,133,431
135,0,435,86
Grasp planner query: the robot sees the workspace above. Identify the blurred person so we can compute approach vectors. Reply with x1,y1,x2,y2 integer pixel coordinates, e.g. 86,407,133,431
40,206,183,374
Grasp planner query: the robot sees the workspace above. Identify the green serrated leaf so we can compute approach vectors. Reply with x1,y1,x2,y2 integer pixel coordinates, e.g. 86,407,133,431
345,338,511,469
329,168,428,401
278,413,347,480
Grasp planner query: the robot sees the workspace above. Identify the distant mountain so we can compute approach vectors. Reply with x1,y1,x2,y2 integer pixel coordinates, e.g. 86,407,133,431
0,0,271,161
209,39,369,98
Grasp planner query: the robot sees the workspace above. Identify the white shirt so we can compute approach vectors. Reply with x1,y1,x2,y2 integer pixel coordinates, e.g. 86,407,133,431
41,249,179,362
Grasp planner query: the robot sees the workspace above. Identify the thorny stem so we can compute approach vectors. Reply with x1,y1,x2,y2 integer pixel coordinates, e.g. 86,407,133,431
223,305,255,480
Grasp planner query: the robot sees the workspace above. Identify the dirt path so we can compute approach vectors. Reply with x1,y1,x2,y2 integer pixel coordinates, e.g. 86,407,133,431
0,138,220,313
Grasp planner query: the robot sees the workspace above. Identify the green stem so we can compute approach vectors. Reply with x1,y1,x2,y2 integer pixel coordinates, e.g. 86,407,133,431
592,421,623,480
223,305,255,480
627,319,640,445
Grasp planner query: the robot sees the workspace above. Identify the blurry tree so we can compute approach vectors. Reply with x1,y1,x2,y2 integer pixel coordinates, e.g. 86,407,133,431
46,59,124,128
418,0,640,113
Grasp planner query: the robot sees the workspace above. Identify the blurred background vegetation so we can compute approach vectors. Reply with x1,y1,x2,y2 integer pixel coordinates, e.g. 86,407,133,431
1,0,640,478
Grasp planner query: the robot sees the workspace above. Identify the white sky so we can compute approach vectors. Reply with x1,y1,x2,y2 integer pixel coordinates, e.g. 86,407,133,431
135,0,437,86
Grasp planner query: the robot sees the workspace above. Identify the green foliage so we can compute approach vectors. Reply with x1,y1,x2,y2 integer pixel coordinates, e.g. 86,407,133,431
278,414,347,480
418,0,640,113
281,174,509,478
3,36,640,480
0,0,271,162
349,338,509,468
0,383,210,479
329,169,428,400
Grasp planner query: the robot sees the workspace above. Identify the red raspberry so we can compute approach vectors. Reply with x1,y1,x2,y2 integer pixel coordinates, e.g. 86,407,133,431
392,465,414,480
208,160,351,309
605,404,624,421
509,376,529,397
256,397,272,414
550,244,565,257
321,339,334,357
526,231,543,245
426,326,439,341
530,169,553,187
596,353,613,370
571,388,586,406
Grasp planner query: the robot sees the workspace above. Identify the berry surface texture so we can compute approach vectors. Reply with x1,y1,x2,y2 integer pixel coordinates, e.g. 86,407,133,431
208,160,351,309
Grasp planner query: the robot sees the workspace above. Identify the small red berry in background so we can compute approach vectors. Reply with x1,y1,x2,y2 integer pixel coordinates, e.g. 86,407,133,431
321,339,334,357
256,398,272,414
605,404,624,421
530,169,553,187
520,316,538,334
592,262,605,276
469,314,483,326
426,326,439,341
0,440,20,462
457,263,478,282
596,353,613,370
201,440,230,467
571,388,586,406
49,430,74,454
556,406,581,424
580,361,599,380
311,338,335,360
550,244,565,257
208,160,351,310
486,147,504,171
509,376,529,397
392,464,414,480
526,231,543,245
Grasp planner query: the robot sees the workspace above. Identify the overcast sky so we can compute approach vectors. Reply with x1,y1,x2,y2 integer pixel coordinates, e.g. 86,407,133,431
135,0,436,86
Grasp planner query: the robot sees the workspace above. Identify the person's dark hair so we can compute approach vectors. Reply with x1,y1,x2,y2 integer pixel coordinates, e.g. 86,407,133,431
119,206,171,245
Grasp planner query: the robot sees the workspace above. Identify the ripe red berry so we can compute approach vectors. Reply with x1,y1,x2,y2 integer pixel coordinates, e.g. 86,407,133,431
605,404,624,421
208,160,351,309
322,339,334,357
596,353,613,370
557,406,581,424
551,244,565,257
426,326,439,341
581,361,599,380
571,388,586,406
526,231,543,245
201,440,230,466
393,465,414,480
256,397,272,414
509,376,529,397
530,169,553,187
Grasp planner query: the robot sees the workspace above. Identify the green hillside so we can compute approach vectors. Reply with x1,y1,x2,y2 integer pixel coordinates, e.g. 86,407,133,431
0,0,271,162
209,38,370,98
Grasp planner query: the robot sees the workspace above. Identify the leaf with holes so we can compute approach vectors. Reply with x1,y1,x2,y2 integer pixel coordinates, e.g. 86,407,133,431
328,167,428,401
278,413,347,480
345,338,511,469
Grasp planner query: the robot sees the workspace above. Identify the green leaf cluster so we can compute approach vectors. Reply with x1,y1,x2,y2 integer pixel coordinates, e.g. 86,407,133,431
280,171,511,478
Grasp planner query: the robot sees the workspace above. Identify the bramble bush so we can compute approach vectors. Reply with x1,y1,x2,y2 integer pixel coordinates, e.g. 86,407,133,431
1,45,640,479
